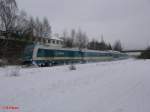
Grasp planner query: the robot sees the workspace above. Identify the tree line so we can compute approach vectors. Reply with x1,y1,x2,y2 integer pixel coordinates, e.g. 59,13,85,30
61,29,123,51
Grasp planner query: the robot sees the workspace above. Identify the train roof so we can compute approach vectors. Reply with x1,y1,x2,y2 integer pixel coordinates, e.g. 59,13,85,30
34,44,119,53
107,50,121,53
50,36,63,41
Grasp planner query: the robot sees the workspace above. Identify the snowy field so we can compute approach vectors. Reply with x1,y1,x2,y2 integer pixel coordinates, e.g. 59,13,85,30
0,59,150,112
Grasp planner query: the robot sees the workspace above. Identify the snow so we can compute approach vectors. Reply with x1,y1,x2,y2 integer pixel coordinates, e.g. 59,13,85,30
0,59,150,112
51,36,63,41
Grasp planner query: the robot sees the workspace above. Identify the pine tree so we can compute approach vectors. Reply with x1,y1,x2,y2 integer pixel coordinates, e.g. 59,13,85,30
113,40,123,51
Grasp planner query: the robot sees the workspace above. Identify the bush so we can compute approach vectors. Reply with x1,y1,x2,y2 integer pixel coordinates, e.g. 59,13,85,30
0,59,8,67
138,47,150,59
69,64,76,70
6,66,21,77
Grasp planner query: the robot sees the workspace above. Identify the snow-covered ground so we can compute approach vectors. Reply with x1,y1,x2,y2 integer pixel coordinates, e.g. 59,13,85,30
0,59,150,112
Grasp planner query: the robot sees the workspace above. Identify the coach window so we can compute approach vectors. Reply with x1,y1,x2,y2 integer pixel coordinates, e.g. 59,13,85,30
48,40,51,43
52,40,55,44
37,49,45,57
45,39,48,43
43,39,45,43
56,40,59,44
40,38,42,43
60,41,62,45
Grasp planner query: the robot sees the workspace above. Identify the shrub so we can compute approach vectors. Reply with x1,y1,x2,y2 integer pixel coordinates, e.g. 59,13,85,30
138,47,150,59
69,64,76,70
6,66,21,77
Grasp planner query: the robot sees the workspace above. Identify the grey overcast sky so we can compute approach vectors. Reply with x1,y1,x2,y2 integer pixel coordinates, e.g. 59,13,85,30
16,0,150,49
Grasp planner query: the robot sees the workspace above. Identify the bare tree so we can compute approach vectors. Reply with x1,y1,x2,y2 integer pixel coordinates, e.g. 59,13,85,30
61,29,88,48
62,30,68,37
15,10,31,38
0,0,18,32
28,16,36,38
76,29,88,50
34,17,42,38
42,17,52,38
61,30,71,47
0,17,3,30
0,0,18,62
15,12,41,41
70,29,76,47
33,17,52,38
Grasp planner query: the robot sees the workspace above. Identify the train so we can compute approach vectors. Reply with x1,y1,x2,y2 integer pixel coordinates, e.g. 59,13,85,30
22,43,128,67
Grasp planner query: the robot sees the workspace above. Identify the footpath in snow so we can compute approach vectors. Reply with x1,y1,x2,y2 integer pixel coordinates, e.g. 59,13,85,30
0,59,150,112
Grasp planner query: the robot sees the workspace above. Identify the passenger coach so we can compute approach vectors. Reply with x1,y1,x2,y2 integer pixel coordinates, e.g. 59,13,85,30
23,43,128,66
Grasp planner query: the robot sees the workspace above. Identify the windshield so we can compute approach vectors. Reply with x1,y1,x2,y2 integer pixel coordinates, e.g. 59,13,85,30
23,44,34,61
